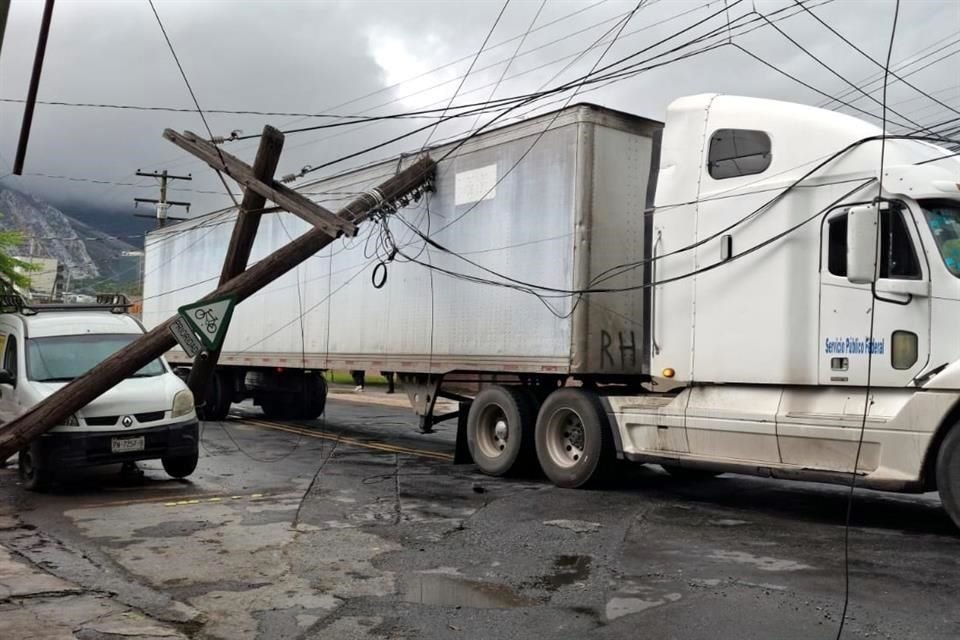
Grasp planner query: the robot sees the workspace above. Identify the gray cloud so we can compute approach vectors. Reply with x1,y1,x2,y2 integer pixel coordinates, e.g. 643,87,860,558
1,0,957,216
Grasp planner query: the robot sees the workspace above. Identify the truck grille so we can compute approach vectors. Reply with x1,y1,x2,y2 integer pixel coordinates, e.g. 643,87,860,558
135,411,166,423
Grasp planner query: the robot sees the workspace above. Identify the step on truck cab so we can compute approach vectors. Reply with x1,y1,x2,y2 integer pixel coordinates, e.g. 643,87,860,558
0,295,199,489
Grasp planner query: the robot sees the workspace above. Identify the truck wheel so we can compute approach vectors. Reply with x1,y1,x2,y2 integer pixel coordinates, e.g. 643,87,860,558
535,388,614,488
936,425,960,530
260,395,293,420
661,465,721,480
162,449,199,479
18,442,53,491
467,386,537,476
200,371,232,421
294,374,328,420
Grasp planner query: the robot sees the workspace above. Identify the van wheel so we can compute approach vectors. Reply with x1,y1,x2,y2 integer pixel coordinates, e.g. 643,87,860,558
18,442,53,491
661,465,721,480
162,450,199,479
936,425,960,530
467,386,537,476
535,389,614,488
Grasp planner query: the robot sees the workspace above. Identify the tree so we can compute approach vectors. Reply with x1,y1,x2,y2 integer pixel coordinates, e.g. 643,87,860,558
0,227,39,294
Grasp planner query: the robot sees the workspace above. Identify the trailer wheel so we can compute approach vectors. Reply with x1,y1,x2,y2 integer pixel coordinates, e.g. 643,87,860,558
18,442,52,491
535,388,614,488
260,395,293,420
199,371,233,421
294,374,327,420
936,424,960,530
467,386,537,476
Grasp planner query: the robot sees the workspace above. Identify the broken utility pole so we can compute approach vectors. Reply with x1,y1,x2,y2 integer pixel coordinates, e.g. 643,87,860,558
186,125,285,411
0,122,435,460
134,169,192,228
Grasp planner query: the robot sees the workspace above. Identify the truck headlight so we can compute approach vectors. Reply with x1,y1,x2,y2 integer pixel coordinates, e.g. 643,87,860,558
172,390,195,418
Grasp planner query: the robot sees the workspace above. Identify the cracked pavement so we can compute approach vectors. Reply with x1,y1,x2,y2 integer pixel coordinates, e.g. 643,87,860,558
1,395,958,639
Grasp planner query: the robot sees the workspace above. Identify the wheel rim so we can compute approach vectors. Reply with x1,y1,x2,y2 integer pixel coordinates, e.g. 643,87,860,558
475,403,510,459
544,408,586,469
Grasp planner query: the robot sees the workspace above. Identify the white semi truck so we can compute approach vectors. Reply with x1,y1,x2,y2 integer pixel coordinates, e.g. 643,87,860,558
143,95,960,528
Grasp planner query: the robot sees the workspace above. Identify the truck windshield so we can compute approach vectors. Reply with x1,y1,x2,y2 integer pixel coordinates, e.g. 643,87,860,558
26,334,165,382
922,200,960,277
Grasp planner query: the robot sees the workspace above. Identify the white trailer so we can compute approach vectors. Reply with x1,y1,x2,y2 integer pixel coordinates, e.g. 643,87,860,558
143,95,960,528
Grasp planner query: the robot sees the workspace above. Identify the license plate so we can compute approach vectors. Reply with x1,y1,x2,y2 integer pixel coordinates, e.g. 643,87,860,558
111,436,145,453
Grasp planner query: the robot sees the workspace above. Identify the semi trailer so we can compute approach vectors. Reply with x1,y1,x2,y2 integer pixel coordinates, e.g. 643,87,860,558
143,94,960,528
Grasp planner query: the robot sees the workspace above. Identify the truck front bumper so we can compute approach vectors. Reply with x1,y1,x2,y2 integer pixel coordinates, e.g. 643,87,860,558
35,421,199,468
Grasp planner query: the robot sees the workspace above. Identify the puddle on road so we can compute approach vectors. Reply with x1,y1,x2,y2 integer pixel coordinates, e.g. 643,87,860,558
533,554,592,591
402,574,537,609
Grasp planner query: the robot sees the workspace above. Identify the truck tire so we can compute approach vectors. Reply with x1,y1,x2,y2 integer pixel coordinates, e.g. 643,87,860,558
260,395,293,420
467,386,537,476
18,442,53,491
294,374,328,420
535,388,614,488
162,449,199,479
199,371,233,421
936,424,960,530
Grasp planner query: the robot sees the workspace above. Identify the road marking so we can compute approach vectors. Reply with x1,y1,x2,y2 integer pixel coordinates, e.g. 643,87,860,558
79,491,299,510
236,417,454,462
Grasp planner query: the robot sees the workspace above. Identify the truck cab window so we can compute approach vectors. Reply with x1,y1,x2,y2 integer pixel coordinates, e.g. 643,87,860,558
826,206,921,279
707,129,772,180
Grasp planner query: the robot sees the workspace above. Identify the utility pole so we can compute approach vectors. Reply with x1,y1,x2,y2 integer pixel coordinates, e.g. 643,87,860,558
187,125,284,409
134,169,192,228
0,125,435,460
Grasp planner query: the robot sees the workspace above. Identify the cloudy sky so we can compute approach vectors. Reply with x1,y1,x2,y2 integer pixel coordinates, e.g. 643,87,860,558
0,0,957,220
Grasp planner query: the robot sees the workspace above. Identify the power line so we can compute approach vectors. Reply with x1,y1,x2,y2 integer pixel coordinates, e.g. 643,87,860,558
792,0,960,120
756,9,932,134
837,3,899,638
421,0,512,149
146,0,239,208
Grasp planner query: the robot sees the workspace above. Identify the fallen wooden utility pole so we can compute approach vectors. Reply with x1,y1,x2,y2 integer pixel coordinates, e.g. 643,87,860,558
0,151,435,461
187,125,285,407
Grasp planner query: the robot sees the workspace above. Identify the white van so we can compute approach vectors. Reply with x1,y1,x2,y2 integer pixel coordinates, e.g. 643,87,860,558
0,296,198,489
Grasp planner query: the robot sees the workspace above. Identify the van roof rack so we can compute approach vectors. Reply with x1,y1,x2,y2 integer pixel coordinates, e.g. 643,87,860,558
0,293,131,315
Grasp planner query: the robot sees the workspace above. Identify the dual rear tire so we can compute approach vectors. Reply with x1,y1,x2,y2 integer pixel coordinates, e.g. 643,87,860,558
466,386,613,487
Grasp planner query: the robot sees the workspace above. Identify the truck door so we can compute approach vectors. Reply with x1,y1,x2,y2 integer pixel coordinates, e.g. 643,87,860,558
818,203,931,386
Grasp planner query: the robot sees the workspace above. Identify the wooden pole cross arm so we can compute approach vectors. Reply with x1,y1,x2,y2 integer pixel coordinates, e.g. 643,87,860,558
0,155,436,461
162,129,358,238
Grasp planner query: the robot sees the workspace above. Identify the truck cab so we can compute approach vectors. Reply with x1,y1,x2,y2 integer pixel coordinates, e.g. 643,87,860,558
0,295,199,489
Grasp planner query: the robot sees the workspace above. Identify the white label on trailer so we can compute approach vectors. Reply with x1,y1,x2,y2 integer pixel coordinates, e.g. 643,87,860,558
455,164,497,205
169,316,203,358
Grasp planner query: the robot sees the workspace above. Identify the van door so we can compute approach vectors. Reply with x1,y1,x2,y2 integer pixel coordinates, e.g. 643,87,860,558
817,203,931,386
0,328,20,424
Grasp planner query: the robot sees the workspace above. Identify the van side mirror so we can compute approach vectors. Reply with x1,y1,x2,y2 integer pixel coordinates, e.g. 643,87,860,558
847,203,880,284
0,370,13,385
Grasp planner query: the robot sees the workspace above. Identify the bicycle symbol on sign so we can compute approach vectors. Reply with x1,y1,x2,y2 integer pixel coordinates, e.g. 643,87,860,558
194,308,219,334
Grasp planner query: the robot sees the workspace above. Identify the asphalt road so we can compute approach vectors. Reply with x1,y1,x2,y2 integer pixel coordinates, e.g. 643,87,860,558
1,394,958,640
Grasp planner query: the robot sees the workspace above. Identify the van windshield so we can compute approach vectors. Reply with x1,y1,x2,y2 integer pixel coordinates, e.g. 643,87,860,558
26,333,165,382
922,200,960,277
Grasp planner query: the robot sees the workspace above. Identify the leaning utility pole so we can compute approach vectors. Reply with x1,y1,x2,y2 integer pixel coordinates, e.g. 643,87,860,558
0,122,435,460
186,125,284,407
134,169,192,228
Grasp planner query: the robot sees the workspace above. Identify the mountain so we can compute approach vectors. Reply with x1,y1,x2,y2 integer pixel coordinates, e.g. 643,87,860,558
0,185,143,285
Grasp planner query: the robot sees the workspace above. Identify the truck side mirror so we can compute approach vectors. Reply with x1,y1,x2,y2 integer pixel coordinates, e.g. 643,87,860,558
847,203,880,284
0,370,13,385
